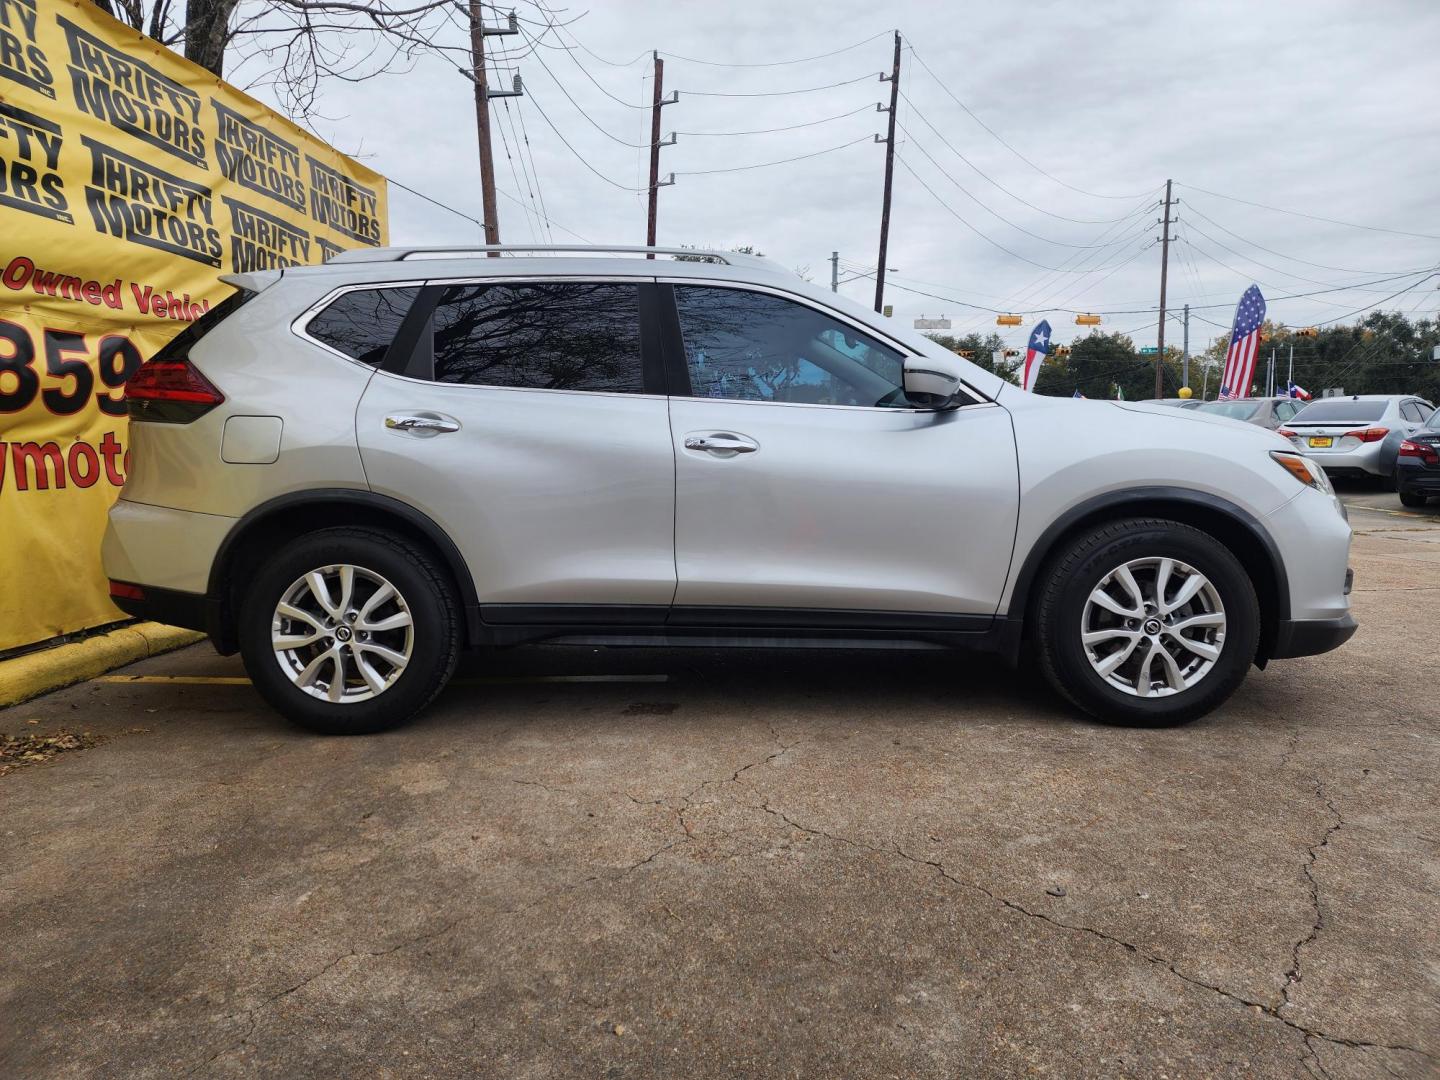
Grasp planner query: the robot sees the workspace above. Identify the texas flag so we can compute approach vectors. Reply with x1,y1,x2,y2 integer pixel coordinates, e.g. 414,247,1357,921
1288,381,1312,401
1021,319,1052,392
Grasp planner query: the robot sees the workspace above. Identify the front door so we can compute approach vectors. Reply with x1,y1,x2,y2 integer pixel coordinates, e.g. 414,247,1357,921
354,279,676,614
662,282,1018,619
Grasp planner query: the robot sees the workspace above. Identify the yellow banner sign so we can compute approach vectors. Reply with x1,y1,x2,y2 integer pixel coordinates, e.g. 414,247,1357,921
0,0,388,651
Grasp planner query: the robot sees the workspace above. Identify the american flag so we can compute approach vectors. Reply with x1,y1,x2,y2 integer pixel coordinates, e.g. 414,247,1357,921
1218,285,1266,400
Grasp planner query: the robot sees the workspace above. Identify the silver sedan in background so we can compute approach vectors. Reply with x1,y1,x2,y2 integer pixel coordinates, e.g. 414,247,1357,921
1193,396,1308,431
1279,394,1436,483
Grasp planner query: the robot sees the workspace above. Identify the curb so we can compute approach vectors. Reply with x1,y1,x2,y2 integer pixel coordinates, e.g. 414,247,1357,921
0,624,205,710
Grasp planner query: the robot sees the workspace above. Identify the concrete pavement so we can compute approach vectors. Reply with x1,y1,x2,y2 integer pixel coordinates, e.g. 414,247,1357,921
2,491,1437,1078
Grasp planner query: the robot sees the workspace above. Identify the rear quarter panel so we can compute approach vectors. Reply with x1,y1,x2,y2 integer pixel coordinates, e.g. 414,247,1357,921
119,276,378,517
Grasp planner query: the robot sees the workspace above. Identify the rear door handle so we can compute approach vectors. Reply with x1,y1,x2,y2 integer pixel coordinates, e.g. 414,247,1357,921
385,412,460,435
683,432,759,455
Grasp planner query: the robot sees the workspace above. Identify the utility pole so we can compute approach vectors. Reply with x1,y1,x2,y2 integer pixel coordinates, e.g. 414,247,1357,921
1153,178,1173,399
830,251,839,292
873,31,901,314
466,4,520,250
1287,342,1294,390
1181,303,1190,390
645,51,677,252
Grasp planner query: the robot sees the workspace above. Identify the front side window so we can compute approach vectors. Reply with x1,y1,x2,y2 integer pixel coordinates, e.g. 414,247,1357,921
429,282,644,393
673,286,906,408
307,287,420,364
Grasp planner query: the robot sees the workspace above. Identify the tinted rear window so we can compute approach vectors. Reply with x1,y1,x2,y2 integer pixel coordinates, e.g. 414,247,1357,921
1291,400,1386,423
151,288,253,362
307,287,420,364
429,282,644,393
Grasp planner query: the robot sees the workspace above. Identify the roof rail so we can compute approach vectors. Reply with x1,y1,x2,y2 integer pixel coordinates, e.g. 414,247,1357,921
326,244,782,274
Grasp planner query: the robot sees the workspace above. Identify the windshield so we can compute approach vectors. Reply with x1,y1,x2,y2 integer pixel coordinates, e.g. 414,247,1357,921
1290,400,1387,423
1424,406,1440,430
1196,400,1261,420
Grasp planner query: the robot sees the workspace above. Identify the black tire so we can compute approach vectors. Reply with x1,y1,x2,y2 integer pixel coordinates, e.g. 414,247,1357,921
1033,518,1260,727
1399,490,1428,508
238,527,461,735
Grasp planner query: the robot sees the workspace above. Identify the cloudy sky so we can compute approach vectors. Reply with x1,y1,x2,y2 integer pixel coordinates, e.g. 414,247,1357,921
234,0,1440,352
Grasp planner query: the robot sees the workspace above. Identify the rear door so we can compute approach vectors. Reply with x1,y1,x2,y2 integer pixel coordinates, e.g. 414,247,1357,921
660,280,1018,619
352,278,677,616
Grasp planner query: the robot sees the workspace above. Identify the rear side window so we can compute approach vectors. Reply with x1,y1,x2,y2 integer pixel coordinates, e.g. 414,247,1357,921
151,288,253,362
428,282,644,393
307,287,420,364
1292,400,1386,423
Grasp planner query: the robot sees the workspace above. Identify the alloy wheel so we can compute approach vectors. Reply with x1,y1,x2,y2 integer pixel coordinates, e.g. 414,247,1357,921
270,564,414,703
1080,556,1226,698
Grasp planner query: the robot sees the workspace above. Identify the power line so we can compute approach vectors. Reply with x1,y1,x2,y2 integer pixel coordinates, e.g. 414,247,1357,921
512,95,556,245
487,55,539,242
495,185,592,243
1181,217,1412,293
519,23,650,146
897,91,1153,225
680,72,878,98
1179,231,1401,311
1175,183,1440,242
1182,199,1434,276
676,103,874,137
388,177,486,234
523,87,649,191
674,135,873,176
900,125,1153,249
896,154,1157,274
904,43,1155,201
657,30,894,68
1314,271,1440,327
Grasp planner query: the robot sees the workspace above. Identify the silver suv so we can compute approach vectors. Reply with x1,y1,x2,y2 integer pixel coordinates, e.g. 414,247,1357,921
103,245,1357,734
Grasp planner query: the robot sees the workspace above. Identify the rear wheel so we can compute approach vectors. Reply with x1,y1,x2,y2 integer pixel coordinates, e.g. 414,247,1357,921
239,527,461,734
1399,490,1429,508
1034,518,1260,726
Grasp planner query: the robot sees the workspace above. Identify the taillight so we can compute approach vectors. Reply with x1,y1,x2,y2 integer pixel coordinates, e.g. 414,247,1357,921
1399,439,1440,465
1277,427,1298,438
126,357,225,423
1340,426,1389,443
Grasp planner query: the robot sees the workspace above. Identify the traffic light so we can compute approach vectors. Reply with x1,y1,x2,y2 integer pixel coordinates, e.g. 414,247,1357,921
1074,314,1101,326
996,314,1022,326
1054,345,1072,357
955,350,974,358
1002,349,1021,357
1294,327,1319,337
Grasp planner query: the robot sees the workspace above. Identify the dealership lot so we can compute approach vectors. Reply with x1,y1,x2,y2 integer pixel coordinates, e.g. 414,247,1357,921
2,490,1436,1079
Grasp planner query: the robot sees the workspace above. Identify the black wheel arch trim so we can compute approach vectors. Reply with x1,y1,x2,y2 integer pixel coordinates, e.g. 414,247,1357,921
1003,486,1291,631
207,489,482,651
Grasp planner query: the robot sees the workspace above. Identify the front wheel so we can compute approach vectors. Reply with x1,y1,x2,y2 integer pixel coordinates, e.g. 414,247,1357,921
238,527,461,734
1033,518,1260,726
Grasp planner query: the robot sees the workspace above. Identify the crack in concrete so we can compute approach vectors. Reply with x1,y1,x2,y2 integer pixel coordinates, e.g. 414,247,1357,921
1281,776,1343,1014
754,802,1433,1065
183,915,467,1075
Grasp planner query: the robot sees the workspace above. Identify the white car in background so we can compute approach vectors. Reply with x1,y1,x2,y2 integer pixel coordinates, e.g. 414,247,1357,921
1279,395,1436,484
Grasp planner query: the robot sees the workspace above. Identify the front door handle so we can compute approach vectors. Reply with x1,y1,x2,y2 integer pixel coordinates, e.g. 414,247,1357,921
385,412,460,435
684,432,759,455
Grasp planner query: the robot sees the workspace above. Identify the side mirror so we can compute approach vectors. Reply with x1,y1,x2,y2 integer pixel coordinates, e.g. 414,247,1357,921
903,353,964,409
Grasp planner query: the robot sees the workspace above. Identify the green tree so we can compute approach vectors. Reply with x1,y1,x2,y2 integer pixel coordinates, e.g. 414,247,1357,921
926,332,1016,381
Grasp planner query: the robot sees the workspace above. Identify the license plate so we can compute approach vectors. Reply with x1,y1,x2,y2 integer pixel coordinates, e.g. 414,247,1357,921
1308,436,1333,448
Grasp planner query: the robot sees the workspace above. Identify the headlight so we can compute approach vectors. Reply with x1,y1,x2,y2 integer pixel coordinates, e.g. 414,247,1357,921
1270,451,1333,494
